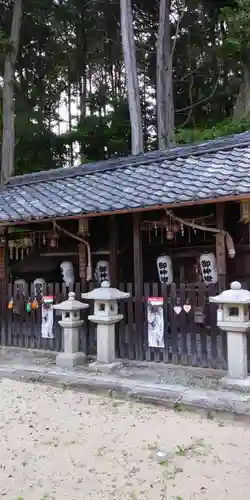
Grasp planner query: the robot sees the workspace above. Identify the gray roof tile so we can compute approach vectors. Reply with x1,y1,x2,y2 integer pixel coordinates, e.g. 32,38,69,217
1,131,250,222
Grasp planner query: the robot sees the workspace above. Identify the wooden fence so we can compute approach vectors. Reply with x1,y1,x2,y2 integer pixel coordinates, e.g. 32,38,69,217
0,281,228,369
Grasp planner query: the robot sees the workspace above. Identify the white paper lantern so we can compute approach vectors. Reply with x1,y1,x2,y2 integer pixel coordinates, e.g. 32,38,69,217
199,253,218,284
33,278,46,296
156,255,173,284
95,260,110,283
60,261,75,287
13,279,27,289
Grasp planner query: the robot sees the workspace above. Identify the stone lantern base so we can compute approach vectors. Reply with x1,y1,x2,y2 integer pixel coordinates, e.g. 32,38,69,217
88,360,123,374
220,376,250,392
56,351,86,369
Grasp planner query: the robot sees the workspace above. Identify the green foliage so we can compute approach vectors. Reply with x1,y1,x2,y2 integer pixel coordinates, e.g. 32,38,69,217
176,116,250,144
220,0,250,60
1,0,250,176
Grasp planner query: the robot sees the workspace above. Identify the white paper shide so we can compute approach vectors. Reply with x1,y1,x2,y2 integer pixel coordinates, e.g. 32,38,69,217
147,297,165,348
41,296,54,339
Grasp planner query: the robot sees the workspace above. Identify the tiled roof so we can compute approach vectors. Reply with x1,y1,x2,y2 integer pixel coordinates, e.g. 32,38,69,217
1,131,250,222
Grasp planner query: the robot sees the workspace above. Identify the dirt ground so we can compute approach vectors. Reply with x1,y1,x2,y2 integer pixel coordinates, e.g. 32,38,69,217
0,379,250,500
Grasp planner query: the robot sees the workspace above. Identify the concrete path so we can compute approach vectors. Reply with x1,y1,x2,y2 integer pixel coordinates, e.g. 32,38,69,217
0,354,250,419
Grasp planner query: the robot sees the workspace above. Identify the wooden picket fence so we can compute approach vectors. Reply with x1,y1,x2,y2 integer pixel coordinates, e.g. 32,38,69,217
0,281,228,369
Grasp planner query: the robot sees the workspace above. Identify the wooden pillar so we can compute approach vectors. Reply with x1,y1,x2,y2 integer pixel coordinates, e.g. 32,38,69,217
109,215,118,287
0,229,9,344
78,218,89,293
216,203,226,291
132,212,143,359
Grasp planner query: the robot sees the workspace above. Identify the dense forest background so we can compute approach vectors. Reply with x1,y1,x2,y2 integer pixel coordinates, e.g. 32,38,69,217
0,0,250,177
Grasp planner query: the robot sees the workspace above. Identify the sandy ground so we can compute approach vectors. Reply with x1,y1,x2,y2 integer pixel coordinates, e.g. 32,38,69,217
0,380,250,500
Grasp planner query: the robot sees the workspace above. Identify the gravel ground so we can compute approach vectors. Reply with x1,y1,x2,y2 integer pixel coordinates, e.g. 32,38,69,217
1,380,250,500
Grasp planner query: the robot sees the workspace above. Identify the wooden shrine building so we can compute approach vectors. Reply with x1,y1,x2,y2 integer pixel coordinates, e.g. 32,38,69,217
0,131,250,369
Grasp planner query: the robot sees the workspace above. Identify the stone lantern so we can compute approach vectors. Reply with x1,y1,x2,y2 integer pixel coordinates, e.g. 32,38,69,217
82,281,130,371
209,281,250,380
52,292,89,368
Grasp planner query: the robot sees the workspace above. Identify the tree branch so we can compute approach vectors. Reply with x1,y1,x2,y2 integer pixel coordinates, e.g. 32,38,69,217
171,3,185,57
176,77,219,113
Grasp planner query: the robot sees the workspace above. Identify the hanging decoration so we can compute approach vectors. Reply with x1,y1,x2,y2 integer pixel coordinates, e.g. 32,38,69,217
10,279,27,315
95,260,110,284
32,298,38,310
78,219,89,280
79,244,86,279
141,209,236,259
165,209,236,259
173,305,182,315
8,236,33,260
41,296,54,339
13,278,27,290
8,298,14,310
147,297,165,348
26,299,32,313
48,226,59,248
156,255,173,284
33,278,46,298
199,253,218,284
240,200,250,223
183,303,191,314
78,218,89,237
60,262,75,287
32,278,46,309
141,213,214,243
54,221,92,281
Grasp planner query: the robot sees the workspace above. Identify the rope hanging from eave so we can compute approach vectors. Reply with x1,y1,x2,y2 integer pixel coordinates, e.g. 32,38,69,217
54,222,92,280
165,209,236,259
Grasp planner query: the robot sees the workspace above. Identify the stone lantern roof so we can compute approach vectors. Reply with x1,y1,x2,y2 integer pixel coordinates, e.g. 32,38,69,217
52,292,89,311
209,282,250,305
82,281,130,301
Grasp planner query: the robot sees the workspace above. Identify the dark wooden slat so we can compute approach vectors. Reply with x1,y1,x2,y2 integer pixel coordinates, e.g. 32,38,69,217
24,282,30,348
109,215,118,287
87,281,96,355
170,283,178,364
46,283,54,351
127,282,135,359
161,283,169,363
216,203,227,362
144,282,151,361
198,283,208,367
54,282,61,351
152,282,161,362
179,283,188,365
133,213,143,360
2,230,9,347
118,282,127,359
80,279,89,354
8,282,14,347
17,283,25,349
207,283,218,368
188,284,197,366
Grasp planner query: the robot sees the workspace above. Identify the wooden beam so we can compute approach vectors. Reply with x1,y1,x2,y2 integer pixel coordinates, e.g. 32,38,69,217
216,203,226,290
109,215,118,287
133,212,143,360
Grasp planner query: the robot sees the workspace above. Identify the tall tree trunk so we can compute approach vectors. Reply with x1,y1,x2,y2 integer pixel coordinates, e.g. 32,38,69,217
120,0,143,154
233,65,250,120
67,60,73,167
156,0,175,149
1,0,23,186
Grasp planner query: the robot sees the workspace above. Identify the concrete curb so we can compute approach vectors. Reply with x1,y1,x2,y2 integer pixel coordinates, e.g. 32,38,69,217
0,363,250,418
